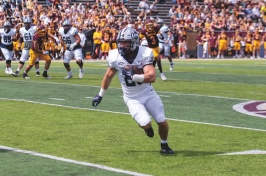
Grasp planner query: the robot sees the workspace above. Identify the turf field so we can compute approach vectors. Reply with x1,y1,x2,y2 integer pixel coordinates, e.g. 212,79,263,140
0,59,266,176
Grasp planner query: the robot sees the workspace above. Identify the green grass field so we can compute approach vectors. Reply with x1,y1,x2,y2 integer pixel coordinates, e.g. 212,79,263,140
0,59,266,176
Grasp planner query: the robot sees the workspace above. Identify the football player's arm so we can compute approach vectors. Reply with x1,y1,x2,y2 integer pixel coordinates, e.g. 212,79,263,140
101,67,117,91
18,34,23,51
92,67,117,107
12,31,18,41
74,33,81,45
58,34,64,44
69,33,81,50
142,64,156,83
47,32,60,44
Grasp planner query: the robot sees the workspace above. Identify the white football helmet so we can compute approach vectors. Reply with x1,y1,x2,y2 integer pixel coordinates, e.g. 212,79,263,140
157,18,164,28
3,21,11,27
62,19,71,26
62,19,71,33
157,19,164,24
23,17,32,24
160,25,170,34
3,21,12,33
23,17,32,29
116,27,139,57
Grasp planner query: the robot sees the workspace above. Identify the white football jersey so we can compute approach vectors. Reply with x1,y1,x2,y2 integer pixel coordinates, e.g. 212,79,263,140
19,26,37,41
108,46,154,98
59,26,79,47
159,25,170,42
140,38,148,46
0,28,16,45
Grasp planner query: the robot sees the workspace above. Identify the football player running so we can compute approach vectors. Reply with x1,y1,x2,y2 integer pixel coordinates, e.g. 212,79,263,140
12,17,41,77
22,26,52,79
0,20,18,75
58,20,84,79
140,19,167,81
92,27,174,155
158,19,174,71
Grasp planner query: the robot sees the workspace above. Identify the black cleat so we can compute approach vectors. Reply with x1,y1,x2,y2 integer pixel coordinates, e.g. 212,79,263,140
42,72,52,79
11,71,19,77
160,143,174,154
22,73,30,79
144,126,154,138
36,71,40,77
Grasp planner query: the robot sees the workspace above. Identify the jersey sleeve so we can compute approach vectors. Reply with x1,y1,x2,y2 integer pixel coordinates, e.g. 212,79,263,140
107,50,119,70
72,28,78,35
142,47,154,66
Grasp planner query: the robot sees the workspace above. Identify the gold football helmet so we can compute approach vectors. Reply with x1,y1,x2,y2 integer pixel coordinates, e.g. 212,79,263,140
145,20,154,33
37,26,47,37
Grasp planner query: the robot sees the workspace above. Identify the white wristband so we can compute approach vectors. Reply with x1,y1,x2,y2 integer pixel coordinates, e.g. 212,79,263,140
99,88,106,97
132,74,144,83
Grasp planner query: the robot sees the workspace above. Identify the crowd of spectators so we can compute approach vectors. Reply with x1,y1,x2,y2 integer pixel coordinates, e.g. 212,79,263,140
0,0,266,59
168,0,266,32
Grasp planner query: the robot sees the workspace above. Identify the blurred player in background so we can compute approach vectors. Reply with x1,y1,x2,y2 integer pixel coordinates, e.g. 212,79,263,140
22,25,52,79
140,19,167,81
0,20,18,74
58,19,84,79
12,17,41,77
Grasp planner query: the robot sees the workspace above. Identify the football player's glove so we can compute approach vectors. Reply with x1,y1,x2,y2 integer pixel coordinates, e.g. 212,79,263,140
54,36,60,44
92,95,103,107
69,42,77,50
42,51,49,55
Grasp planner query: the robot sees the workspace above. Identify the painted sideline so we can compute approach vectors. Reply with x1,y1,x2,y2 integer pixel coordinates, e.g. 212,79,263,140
1,97,266,132
0,145,151,176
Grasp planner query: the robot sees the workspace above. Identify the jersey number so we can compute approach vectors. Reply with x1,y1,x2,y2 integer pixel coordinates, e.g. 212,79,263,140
124,77,143,87
3,36,11,43
63,37,71,44
148,35,156,45
24,33,32,40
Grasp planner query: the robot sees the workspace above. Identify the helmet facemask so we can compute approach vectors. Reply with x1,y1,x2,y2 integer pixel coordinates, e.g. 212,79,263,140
62,20,71,34
145,23,154,33
37,26,47,37
3,21,12,33
63,25,71,34
117,40,132,56
117,27,139,58
24,23,31,30
23,17,32,30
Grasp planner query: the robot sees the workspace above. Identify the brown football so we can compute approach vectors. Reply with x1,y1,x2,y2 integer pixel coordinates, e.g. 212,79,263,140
132,65,144,74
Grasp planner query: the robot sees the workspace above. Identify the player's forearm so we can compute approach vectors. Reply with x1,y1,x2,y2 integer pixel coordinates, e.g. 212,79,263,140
100,67,116,91
142,65,156,83
143,72,156,83
101,75,113,91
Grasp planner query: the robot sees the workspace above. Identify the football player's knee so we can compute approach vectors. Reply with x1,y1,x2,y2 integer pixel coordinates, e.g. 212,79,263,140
137,116,151,127
64,63,70,68
19,61,25,65
35,61,39,65
154,115,166,123
6,60,11,64
76,60,83,65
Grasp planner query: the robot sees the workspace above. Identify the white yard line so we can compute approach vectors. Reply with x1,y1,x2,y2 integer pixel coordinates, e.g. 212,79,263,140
218,150,266,155
0,145,151,176
0,78,252,101
49,98,65,101
84,97,94,99
0,97,266,132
